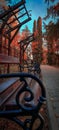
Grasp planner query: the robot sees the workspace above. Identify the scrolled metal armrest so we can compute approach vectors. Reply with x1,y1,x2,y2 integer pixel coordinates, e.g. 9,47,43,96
0,72,46,130
0,72,46,112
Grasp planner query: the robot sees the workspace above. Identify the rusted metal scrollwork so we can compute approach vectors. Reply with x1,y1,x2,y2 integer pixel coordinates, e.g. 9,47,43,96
0,72,46,130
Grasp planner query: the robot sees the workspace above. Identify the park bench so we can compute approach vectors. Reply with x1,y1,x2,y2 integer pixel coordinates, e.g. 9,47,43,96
0,0,46,128
0,54,19,64
0,53,24,110
0,53,20,75
22,60,42,78
0,52,34,110
0,72,46,130
0,47,45,130
0,77,24,109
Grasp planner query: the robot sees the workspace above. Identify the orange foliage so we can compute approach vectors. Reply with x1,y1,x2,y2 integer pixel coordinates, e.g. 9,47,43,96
32,41,38,52
11,33,20,48
24,53,27,60
53,3,59,11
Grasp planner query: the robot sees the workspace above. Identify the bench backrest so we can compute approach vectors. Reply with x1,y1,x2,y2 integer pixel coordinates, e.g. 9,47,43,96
0,54,19,64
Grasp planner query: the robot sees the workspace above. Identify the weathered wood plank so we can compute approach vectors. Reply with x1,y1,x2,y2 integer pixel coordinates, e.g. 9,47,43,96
0,54,19,64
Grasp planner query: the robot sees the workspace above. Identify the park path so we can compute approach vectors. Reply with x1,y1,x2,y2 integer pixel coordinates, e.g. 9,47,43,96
41,65,59,130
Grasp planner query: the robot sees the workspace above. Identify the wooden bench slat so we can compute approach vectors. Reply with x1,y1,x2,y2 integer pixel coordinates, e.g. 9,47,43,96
0,54,19,64
0,78,19,94
5,78,41,110
0,79,23,108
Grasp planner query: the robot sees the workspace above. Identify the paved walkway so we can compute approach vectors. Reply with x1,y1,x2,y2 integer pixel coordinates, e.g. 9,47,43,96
41,65,59,130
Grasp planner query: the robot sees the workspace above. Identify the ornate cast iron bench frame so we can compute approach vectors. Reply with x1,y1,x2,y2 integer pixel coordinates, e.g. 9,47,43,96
0,72,46,130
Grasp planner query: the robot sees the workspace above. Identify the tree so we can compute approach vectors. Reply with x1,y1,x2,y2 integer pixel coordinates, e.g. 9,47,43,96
43,0,59,65
44,0,59,19
33,20,37,32
22,25,31,39
32,17,43,64
44,20,59,65
44,0,55,5
37,17,43,63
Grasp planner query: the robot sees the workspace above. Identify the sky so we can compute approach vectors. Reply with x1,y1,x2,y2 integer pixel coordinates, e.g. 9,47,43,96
5,0,47,32
0,0,59,33
24,0,59,33
20,0,59,32
25,0,47,32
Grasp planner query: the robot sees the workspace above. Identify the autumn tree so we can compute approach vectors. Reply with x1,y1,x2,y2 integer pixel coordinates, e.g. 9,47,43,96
43,0,59,65
32,17,43,64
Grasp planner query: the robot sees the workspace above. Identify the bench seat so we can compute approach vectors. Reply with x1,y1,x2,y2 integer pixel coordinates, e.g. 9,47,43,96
0,54,19,64
0,78,24,109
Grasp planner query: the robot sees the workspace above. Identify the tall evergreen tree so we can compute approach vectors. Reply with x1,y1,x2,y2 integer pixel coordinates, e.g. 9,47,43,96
37,16,43,63
33,20,37,32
